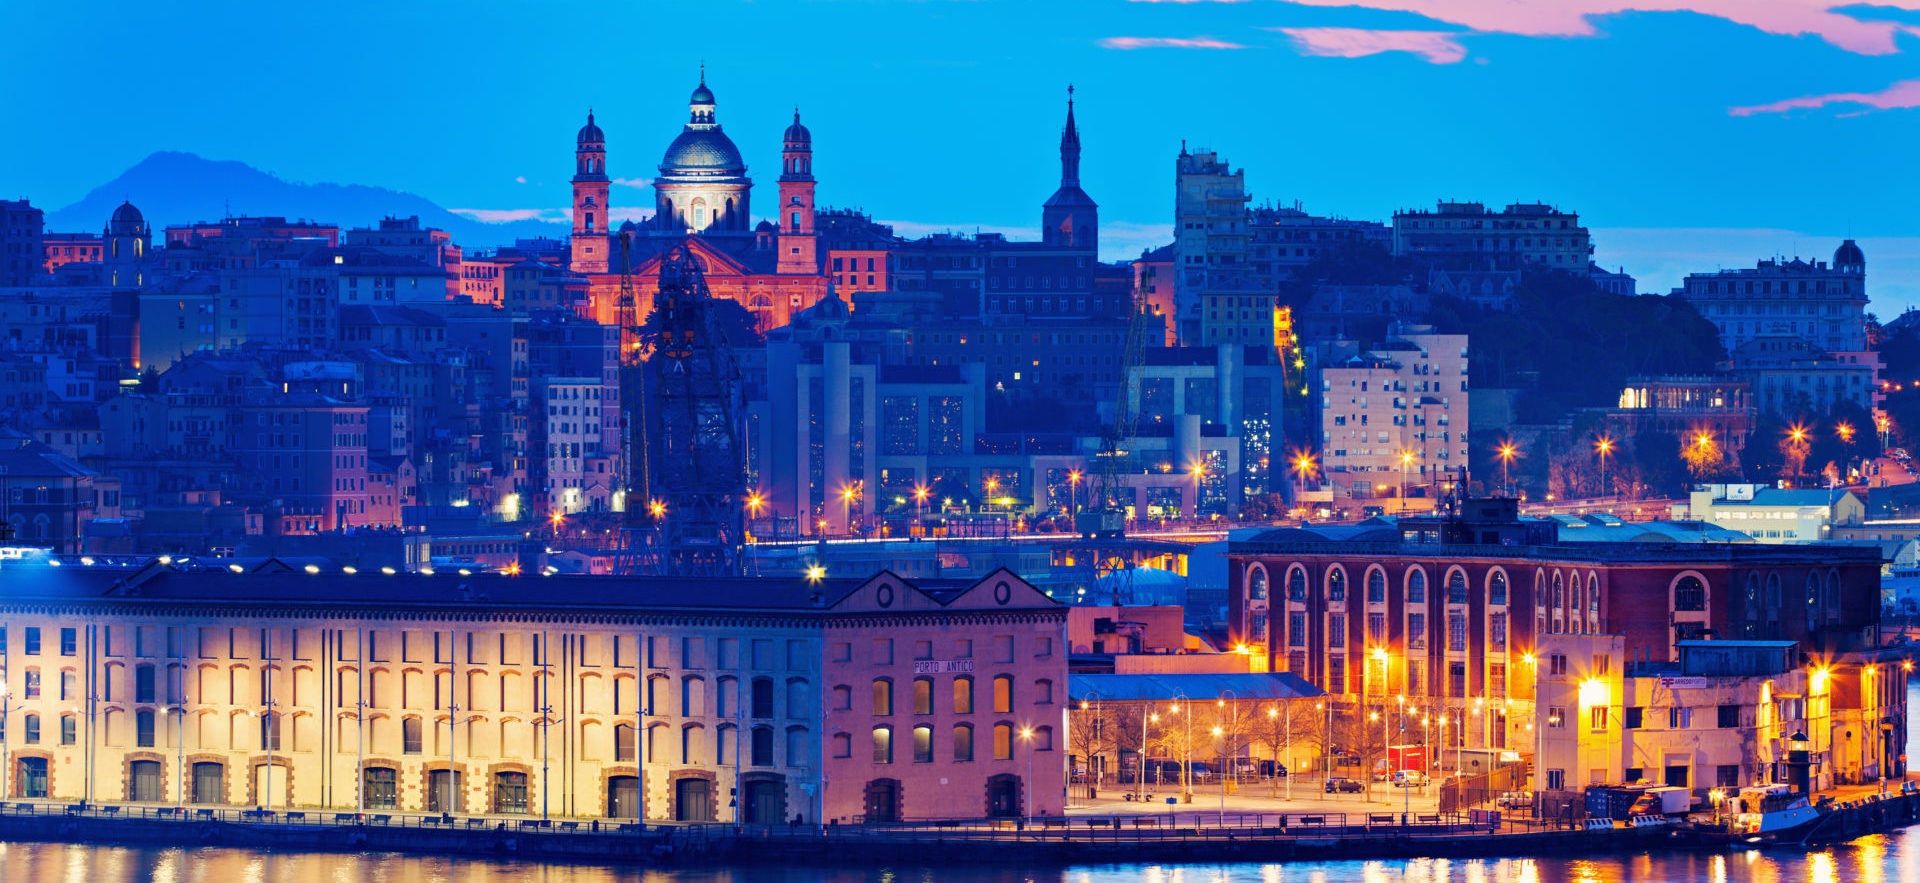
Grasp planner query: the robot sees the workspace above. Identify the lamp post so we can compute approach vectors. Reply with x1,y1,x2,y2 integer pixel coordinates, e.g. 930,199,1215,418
1139,708,1157,802
1170,692,1191,803
172,692,188,806
1271,704,1290,801
1594,437,1613,500
1217,690,1240,801
1191,464,1207,523
1067,471,1081,517
1497,443,1516,497
913,485,929,537
986,478,999,517
1399,450,1415,514
1211,725,1225,821
1021,726,1035,825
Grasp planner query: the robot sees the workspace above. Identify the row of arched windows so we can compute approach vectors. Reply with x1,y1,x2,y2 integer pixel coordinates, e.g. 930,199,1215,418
843,722,1051,764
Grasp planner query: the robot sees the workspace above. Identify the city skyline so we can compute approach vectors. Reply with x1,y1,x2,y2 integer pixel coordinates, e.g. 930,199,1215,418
3,1,1917,306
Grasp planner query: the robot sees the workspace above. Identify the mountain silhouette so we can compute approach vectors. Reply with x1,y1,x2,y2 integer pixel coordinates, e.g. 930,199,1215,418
45,151,565,248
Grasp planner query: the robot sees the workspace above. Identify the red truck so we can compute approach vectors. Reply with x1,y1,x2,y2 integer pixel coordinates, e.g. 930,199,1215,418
1386,745,1429,776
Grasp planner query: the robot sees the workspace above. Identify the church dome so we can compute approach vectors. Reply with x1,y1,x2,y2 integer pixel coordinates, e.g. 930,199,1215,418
690,80,715,106
577,111,604,145
1835,239,1866,271
661,128,745,173
111,201,144,227
784,111,811,145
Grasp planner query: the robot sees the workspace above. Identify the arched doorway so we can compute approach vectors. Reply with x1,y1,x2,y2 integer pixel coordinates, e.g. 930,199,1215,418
363,766,398,810
493,771,529,814
191,761,224,804
744,778,784,825
428,769,462,813
606,775,641,819
128,760,162,802
986,773,1022,818
17,758,47,798
675,777,712,821
863,778,900,823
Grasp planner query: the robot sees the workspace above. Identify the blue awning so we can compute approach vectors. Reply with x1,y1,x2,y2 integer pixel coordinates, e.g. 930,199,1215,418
1068,672,1325,703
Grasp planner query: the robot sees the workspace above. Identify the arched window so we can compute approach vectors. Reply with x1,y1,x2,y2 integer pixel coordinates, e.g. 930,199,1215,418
1367,568,1386,603
1447,569,1468,604
1489,571,1508,605
912,725,933,763
1805,573,1821,619
1407,569,1426,604
1587,575,1600,612
872,726,893,764
992,675,1013,713
992,723,1013,760
1553,573,1564,609
953,677,974,714
1248,566,1268,601
1825,572,1841,616
751,677,774,719
1328,568,1346,601
912,677,933,715
752,726,774,766
952,724,974,762
1674,576,1706,611
1287,568,1308,602
872,679,893,716
615,723,636,762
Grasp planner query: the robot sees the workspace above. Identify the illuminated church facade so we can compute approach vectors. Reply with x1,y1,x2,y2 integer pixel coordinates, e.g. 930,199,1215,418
569,72,830,332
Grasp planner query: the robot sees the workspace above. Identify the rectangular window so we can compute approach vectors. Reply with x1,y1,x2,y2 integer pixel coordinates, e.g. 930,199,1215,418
1407,613,1426,650
1547,706,1566,729
1717,705,1739,728
1447,614,1466,651
60,628,75,657
1590,706,1608,732
24,628,39,656
1288,612,1307,648
1549,654,1568,676
1717,765,1741,787
1367,613,1387,644
1669,707,1690,729
872,728,893,764
1489,613,1507,650
1328,613,1345,648
1625,707,1644,729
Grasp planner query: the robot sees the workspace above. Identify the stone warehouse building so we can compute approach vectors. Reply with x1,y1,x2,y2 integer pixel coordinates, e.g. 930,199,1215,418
0,560,1065,824
1222,498,1891,788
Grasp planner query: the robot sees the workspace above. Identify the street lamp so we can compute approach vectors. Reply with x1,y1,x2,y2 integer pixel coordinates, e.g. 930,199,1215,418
1190,464,1208,522
1020,726,1035,825
1139,708,1158,802
1067,471,1081,516
1594,436,1614,500
746,492,765,520
913,484,929,535
1169,693,1192,803
841,483,861,535
986,478,999,516
1497,443,1517,496
1211,725,1226,820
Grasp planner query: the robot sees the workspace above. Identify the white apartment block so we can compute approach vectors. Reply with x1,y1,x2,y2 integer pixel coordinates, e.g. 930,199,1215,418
1319,326,1470,501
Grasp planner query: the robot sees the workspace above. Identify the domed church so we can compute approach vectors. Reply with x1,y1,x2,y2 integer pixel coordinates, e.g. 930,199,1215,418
567,69,830,332
654,73,753,235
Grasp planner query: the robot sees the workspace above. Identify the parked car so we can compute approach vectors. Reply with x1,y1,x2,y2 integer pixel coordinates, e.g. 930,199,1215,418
1259,760,1288,779
1393,770,1430,788
1496,791,1533,810
1325,776,1364,794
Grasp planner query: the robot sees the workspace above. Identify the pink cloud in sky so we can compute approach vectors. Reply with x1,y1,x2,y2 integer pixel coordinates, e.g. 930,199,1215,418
1134,1,1920,55
1729,78,1920,116
1099,35,1248,49
1273,26,1467,63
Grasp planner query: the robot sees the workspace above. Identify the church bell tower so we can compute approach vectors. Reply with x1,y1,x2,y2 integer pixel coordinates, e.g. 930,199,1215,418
776,109,817,275
571,110,612,274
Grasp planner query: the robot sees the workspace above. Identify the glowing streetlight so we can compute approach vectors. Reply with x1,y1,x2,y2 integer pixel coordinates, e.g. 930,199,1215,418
746,493,765,518
1398,450,1416,513
806,565,825,583
1497,442,1517,496
1067,470,1082,516
1594,436,1614,500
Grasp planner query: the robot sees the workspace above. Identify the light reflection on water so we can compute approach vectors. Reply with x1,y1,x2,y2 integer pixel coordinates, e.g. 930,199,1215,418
1,834,1919,883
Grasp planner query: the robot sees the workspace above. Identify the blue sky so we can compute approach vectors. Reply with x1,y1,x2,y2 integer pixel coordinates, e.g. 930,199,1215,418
4,0,1917,309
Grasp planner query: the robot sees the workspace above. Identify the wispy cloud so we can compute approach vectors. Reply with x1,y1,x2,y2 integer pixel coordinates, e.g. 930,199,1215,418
514,176,528,184
1136,1,1920,56
1730,77,1920,116
1099,35,1248,49
449,208,567,224
1272,26,1467,63
613,177,652,190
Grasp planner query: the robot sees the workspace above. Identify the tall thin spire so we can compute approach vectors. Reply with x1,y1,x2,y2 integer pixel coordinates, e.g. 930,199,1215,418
1060,84,1081,187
